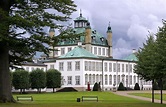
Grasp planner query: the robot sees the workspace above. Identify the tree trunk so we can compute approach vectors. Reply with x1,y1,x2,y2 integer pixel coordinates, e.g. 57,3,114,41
152,79,154,103
160,78,163,104
0,47,15,102
53,88,55,93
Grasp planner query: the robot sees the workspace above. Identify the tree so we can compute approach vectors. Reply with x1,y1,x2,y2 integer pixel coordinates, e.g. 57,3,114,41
134,35,156,103
93,82,98,91
0,0,76,102
12,69,29,94
46,69,61,93
134,83,140,90
117,82,125,91
30,68,46,93
135,20,166,104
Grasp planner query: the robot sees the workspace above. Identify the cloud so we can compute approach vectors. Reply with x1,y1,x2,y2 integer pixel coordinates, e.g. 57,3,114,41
71,0,166,58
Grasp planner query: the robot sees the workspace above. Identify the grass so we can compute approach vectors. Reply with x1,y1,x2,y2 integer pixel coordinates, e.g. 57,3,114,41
129,93,166,101
0,91,166,107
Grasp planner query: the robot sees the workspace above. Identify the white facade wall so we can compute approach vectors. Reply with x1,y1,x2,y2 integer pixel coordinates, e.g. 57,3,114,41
45,58,152,91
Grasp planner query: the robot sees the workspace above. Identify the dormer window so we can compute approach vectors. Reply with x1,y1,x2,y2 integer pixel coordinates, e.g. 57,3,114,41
100,37,104,42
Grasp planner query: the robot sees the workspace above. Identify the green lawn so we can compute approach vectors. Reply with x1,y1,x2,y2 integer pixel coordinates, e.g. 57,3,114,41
1,91,166,107
129,93,166,101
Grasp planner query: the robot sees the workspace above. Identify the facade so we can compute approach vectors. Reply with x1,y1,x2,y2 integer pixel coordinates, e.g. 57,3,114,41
15,13,151,91
44,13,152,91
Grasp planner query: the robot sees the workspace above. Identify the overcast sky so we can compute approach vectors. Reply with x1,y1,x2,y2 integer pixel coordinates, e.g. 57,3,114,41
66,0,166,59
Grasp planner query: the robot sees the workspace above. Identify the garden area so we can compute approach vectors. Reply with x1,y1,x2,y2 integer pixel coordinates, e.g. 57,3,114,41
1,91,166,107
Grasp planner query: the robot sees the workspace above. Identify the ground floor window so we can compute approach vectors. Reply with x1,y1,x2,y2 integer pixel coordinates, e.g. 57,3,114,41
67,76,72,85
75,76,80,85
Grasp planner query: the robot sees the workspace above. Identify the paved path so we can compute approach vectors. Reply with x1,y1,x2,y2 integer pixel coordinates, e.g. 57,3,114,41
113,90,166,104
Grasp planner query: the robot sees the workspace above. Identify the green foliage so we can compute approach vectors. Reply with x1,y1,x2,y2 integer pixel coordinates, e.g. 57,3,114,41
30,68,46,93
93,82,98,91
153,81,159,90
117,82,125,91
12,69,29,92
135,20,166,81
46,69,61,92
0,0,77,66
134,83,140,90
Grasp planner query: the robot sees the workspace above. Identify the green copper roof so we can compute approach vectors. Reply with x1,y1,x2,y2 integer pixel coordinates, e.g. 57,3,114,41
57,27,108,46
123,53,138,61
74,13,87,21
59,47,99,58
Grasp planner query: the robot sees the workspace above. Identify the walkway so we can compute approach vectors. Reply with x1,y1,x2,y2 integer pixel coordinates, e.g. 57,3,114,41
113,90,166,104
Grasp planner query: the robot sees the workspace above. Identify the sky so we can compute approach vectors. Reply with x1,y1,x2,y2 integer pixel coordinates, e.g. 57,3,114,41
65,0,166,59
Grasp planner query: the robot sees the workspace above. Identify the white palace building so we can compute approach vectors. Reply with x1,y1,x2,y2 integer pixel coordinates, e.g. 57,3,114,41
19,13,152,91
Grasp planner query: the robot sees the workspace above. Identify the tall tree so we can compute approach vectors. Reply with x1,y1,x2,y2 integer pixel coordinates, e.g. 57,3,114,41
46,69,61,93
135,20,166,104
134,35,156,103
0,0,76,102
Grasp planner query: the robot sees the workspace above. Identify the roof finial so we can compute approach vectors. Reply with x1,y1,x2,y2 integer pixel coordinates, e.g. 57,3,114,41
108,21,110,27
80,9,82,17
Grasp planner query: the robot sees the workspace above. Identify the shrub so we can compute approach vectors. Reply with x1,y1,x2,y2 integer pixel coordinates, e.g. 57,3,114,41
56,87,78,92
117,82,125,91
93,82,98,91
134,83,140,90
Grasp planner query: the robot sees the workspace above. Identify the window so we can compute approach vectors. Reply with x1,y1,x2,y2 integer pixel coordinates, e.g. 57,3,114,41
85,61,88,71
98,48,101,55
117,64,120,72
102,48,105,55
96,75,99,82
113,75,116,85
126,64,128,72
99,62,102,71
113,63,116,72
31,67,34,71
105,75,108,85
61,76,64,85
75,76,80,85
109,75,112,85
85,74,88,85
122,64,124,72
67,76,72,85
54,48,58,55
61,48,65,55
89,74,92,85
117,75,120,85
130,75,132,85
67,62,72,71
26,67,29,71
50,64,54,69
94,47,97,54
75,61,80,71
89,61,91,71
93,74,95,84
129,64,132,72
68,47,72,52
104,62,107,72
92,62,95,71
96,62,99,71
109,63,112,72
106,49,108,56
59,62,64,71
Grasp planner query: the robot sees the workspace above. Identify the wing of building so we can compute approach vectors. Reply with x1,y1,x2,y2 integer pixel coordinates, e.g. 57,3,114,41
16,12,152,91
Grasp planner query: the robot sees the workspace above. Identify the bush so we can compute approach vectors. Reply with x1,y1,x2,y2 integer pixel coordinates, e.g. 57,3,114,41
134,83,140,90
118,82,125,91
56,87,78,92
93,82,98,91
